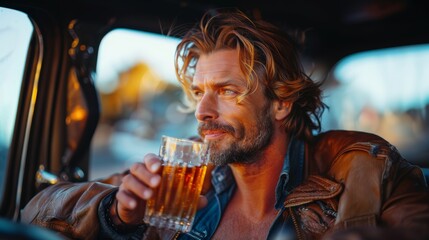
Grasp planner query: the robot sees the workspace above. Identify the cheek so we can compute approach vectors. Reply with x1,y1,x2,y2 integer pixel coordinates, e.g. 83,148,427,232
232,110,261,137
218,98,266,134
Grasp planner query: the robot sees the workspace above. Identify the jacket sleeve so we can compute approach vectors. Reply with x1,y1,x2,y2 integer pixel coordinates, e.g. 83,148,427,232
20,173,124,239
97,190,148,240
379,156,429,231
327,142,429,234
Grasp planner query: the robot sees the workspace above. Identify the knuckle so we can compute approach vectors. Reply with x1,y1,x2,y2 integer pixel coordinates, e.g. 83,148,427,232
130,162,143,174
121,174,132,183
143,153,159,165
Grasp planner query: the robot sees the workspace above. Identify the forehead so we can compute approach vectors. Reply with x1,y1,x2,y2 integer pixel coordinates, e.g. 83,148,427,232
193,49,244,85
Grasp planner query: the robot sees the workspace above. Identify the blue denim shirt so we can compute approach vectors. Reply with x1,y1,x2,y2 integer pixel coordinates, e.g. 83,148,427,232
178,138,305,240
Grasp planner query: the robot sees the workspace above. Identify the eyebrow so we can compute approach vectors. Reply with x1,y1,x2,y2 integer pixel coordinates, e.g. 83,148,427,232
191,79,243,91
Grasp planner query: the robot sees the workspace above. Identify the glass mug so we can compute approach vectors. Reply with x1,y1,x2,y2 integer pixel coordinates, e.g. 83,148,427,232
143,135,210,232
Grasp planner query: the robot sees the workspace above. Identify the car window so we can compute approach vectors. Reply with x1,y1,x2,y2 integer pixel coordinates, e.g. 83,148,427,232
0,7,33,203
91,30,429,179
90,29,198,180
322,44,429,166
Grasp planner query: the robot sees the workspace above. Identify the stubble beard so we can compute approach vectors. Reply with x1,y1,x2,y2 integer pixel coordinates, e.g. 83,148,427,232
203,104,275,166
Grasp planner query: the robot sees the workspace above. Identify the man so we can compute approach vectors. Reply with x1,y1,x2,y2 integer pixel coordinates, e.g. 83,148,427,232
22,9,429,240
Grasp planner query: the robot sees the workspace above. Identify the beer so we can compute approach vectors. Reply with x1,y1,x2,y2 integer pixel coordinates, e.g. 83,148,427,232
145,164,207,232
143,136,209,232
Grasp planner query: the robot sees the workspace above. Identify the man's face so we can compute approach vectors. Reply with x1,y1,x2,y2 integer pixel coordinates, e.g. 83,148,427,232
192,49,275,165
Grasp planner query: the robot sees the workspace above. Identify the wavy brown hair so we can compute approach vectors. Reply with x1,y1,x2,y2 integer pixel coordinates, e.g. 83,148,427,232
175,9,326,140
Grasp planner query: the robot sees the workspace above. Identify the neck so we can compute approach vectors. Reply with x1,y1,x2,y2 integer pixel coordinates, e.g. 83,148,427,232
229,133,289,219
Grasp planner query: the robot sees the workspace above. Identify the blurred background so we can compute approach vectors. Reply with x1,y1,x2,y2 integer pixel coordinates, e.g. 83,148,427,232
88,28,429,180
1,0,427,183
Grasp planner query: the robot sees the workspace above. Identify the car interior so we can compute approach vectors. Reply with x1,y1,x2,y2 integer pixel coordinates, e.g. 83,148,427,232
0,0,428,238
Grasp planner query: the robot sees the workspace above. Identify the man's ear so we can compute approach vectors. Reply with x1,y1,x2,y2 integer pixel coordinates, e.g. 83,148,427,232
273,101,291,121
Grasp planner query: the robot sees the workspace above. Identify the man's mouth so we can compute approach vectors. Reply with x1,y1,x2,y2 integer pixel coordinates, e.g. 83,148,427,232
202,130,228,140
198,122,235,141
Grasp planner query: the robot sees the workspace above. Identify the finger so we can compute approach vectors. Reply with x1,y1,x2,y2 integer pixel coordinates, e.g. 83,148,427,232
121,174,154,200
143,153,162,173
197,195,208,209
116,190,145,225
116,186,139,210
129,162,161,188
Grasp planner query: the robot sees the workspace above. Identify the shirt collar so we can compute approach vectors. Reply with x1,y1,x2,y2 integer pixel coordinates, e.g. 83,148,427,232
211,164,234,194
210,137,305,209
274,138,293,209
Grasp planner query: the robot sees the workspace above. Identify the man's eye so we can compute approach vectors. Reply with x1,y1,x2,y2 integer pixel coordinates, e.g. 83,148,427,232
192,91,203,98
220,89,237,96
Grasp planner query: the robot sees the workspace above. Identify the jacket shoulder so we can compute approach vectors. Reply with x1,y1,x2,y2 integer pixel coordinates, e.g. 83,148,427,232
308,130,392,174
304,130,429,232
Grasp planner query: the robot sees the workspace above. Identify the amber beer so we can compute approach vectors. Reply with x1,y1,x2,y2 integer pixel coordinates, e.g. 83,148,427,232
143,136,209,232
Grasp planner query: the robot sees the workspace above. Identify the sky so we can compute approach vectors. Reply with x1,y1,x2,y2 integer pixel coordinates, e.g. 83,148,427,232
333,44,429,112
95,29,181,93
0,7,33,148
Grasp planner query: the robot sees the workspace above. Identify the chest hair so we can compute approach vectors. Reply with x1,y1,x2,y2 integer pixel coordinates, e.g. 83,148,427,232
211,205,278,240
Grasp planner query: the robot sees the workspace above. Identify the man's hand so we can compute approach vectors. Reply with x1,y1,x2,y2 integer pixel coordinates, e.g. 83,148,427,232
111,153,208,226
114,153,161,225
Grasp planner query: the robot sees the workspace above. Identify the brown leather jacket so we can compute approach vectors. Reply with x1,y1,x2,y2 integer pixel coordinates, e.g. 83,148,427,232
21,130,429,239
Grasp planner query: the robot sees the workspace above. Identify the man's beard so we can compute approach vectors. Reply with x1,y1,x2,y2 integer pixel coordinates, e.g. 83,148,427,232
198,103,274,166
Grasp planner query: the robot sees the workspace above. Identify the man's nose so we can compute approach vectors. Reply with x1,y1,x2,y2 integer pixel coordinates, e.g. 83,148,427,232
195,93,219,122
